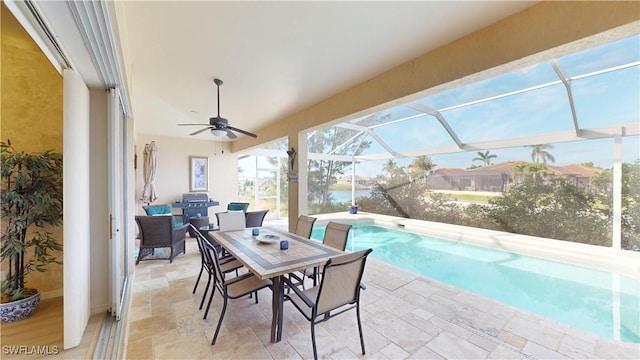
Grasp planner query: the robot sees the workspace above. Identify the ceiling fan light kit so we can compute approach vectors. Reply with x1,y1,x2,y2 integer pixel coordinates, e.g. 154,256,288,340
210,129,227,137
177,78,257,139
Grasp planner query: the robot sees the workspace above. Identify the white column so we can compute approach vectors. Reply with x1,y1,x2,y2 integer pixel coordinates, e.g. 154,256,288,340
612,133,622,250
297,132,308,215
351,160,356,206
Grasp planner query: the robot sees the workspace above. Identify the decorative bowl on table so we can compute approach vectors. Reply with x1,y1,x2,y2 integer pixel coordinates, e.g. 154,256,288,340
256,234,280,244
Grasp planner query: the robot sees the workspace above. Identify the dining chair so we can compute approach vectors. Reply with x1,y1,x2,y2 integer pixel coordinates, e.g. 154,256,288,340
201,238,272,345
287,215,318,289
190,225,243,313
282,248,373,360
308,221,352,286
245,209,269,227
216,211,246,231
321,221,352,251
294,215,317,238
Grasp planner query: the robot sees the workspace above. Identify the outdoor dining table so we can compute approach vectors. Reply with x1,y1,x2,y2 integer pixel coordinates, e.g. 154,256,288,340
206,226,343,342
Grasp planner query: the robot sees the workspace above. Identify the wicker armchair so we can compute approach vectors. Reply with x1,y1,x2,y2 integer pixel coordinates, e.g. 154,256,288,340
135,215,188,264
142,204,187,227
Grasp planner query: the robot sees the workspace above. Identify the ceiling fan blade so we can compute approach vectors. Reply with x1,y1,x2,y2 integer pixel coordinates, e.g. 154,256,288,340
177,79,258,140
225,129,238,139
189,127,212,136
227,125,257,138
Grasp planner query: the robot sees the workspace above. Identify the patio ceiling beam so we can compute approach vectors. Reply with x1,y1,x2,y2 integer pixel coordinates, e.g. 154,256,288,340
551,60,581,137
367,113,427,130
307,153,358,162
406,102,465,149
335,121,406,158
429,62,639,115
336,122,369,131
239,148,287,158
327,130,365,156
366,130,406,158
572,61,640,81
350,122,639,161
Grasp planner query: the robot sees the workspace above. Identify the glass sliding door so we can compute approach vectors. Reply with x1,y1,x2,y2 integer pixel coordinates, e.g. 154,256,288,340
107,88,129,320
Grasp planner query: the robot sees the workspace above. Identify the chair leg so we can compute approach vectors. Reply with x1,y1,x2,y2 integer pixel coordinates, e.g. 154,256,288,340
311,321,318,360
254,291,259,304
192,266,204,294
199,274,212,310
203,282,217,320
356,303,366,355
212,295,228,345
135,249,144,265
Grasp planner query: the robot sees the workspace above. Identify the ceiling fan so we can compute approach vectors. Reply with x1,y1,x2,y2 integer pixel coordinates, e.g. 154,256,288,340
178,78,257,139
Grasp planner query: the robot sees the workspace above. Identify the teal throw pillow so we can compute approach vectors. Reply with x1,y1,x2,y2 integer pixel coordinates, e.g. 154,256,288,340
227,203,249,212
145,205,171,215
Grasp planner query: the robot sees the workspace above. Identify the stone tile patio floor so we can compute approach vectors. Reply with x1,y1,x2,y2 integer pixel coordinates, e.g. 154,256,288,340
125,237,639,359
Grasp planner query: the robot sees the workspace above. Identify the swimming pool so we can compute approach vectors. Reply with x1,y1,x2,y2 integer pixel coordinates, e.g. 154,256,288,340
311,223,640,343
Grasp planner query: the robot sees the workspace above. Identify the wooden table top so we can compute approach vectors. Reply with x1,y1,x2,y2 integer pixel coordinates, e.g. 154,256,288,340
207,227,343,280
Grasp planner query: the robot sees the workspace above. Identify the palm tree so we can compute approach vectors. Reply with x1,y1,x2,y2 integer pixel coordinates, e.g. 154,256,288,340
408,155,434,181
526,162,547,182
512,161,547,183
512,162,528,183
472,151,497,166
382,159,399,177
529,144,555,163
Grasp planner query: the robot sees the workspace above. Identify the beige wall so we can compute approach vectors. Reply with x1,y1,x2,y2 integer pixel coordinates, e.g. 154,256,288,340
1,3,64,298
135,134,239,220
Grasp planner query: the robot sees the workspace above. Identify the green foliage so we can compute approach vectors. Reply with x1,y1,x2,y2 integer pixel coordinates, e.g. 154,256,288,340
528,144,556,163
588,160,640,249
355,159,637,248
487,177,610,245
307,128,370,212
1,140,63,302
472,151,497,166
621,161,640,249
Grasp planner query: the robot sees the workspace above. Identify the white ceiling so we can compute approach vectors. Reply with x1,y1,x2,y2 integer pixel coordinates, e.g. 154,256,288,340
48,1,537,142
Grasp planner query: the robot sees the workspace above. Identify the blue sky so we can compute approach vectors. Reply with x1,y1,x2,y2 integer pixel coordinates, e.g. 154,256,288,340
242,35,639,177
350,34,640,175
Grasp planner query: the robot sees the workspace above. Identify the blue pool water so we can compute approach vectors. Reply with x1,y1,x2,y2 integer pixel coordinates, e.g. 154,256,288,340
311,223,640,343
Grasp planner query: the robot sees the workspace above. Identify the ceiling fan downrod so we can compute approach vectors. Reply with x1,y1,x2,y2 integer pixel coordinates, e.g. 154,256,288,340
214,78,223,117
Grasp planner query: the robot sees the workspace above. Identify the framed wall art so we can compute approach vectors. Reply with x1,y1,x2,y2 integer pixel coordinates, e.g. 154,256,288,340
189,156,209,192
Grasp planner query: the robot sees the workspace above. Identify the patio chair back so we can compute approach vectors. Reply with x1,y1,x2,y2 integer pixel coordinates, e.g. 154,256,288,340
245,209,269,227
322,221,351,251
282,248,373,359
216,211,246,231
315,248,371,314
294,215,317,238
201,237,272,345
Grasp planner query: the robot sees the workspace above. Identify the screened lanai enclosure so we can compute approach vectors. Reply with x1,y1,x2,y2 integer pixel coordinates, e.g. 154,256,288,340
239,34,640,251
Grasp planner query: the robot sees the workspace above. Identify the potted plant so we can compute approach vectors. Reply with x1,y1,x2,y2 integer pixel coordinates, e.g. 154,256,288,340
0,139,63,322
